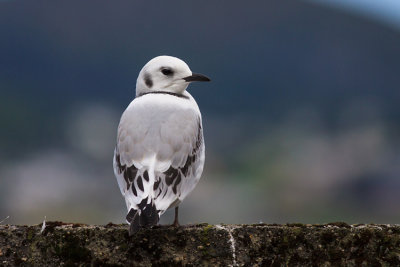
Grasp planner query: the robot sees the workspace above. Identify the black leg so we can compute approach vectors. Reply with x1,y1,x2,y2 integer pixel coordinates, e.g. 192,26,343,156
173,206,180,227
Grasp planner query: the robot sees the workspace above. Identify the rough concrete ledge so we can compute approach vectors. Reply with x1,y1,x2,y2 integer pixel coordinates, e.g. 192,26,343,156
1,222,400,266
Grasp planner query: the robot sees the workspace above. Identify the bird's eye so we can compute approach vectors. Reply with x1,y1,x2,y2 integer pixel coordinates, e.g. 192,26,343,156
161,68,173,76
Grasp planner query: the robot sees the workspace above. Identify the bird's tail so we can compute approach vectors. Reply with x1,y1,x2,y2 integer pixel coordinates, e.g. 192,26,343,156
126,198,160,236
127,156,160,236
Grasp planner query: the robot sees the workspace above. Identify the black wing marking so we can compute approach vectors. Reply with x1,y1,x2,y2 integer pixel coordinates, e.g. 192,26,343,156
126,197,160,236
116,153,161,234
153,120,203,202
115,153,139,196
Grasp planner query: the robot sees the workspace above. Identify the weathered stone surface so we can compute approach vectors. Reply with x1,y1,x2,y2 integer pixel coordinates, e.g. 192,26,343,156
0,222,400,266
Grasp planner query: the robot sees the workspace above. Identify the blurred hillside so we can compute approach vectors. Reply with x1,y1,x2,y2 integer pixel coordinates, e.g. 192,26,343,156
0,0,399,225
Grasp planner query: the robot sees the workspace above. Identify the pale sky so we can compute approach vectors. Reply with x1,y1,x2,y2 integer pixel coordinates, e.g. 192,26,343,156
308,0,400,30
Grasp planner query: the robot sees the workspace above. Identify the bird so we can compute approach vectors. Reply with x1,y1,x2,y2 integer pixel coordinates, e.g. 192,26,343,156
113,55,210,235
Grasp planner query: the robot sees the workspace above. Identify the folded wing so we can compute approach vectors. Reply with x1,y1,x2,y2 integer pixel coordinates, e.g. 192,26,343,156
113,94,205,232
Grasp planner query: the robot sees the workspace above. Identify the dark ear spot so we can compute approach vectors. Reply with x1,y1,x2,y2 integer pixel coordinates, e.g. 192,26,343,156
144,73,153,88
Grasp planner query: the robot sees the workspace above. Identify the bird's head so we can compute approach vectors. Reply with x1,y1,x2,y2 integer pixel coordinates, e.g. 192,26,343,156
136,56,210,96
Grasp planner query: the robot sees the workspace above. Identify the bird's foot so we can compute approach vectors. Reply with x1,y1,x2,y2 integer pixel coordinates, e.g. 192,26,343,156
172,220,180,227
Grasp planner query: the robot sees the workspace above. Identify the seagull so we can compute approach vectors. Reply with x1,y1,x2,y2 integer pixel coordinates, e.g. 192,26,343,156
113,56,210,235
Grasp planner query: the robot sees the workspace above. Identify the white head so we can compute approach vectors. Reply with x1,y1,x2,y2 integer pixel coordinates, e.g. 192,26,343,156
136,56,210,96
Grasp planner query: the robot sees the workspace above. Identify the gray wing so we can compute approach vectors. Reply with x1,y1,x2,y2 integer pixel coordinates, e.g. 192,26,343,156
152,120,205,212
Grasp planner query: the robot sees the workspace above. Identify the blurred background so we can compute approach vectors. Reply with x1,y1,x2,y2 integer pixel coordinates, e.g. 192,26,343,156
1,0,400,226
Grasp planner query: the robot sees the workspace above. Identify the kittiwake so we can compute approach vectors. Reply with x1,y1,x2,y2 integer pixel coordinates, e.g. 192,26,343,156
113,55,210,235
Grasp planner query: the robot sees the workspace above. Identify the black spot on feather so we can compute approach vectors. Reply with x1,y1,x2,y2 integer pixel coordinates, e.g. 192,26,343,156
172,172,182,194
143,171,149,182
137,198,160,226
137,176,144,191
116,154,125,173
165,166,179,185
153,179,160,190
194,122,203,153
116,154,138,190
138,198,148,210
126,208,137,222
131,183,137,196
162,187,168,198
181,156,193,177
126,166,137,183
140,204,159,226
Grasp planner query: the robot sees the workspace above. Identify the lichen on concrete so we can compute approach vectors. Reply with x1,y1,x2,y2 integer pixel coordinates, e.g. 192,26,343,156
1,222,400,266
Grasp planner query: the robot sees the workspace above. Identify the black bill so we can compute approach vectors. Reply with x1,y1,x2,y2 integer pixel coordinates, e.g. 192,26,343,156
183,73,211,82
